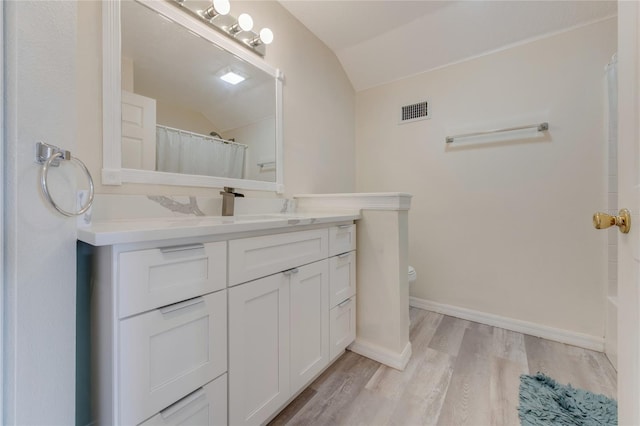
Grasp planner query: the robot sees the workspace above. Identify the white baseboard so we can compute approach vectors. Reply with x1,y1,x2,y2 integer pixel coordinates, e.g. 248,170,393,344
409,297,604,352
348,339,412,371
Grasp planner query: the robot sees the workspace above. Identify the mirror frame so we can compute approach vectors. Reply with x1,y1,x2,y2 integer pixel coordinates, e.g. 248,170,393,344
102,0,284,193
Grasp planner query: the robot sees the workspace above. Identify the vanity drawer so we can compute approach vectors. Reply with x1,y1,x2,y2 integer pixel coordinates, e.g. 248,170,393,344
119,290,227,426
329,251,356,308
139,374,227,426
118,241,226,318
329,224,356,257
228,229,328,286
330,297,356,361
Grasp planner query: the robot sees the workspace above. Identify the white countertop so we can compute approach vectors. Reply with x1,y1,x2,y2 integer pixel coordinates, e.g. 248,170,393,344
77,211,361,246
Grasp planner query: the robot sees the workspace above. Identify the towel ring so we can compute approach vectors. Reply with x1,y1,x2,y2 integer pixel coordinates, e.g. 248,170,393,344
40,151,95,217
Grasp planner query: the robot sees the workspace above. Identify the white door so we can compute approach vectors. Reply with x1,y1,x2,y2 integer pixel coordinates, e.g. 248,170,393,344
228,273,290,426
121,90,156,170
616,1,640,423
290,260,329,393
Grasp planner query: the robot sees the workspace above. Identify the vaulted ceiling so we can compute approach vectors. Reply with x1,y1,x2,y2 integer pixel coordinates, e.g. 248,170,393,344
278,1,617,91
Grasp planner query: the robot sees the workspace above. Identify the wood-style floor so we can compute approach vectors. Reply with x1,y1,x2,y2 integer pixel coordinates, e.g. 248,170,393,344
270,308,617,426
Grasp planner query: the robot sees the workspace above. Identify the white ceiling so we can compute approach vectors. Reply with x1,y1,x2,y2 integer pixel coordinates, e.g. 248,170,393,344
278,0,617,91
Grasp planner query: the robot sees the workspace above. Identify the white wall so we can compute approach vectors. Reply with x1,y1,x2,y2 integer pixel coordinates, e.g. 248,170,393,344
155,100,220,136
355,19,616,339
121,57,223,136
4,1,78,424
77,0,356,198
226,116,276,182
237,0,356,196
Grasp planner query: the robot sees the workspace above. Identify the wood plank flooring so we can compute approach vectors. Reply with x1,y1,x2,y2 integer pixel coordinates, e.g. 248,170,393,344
269,307,616,426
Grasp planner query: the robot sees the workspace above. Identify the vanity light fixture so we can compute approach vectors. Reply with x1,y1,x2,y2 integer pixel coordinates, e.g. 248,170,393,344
220,71,246,85
198,0,230,20
249,28,274,46
173,0,274,57
228,13,253,35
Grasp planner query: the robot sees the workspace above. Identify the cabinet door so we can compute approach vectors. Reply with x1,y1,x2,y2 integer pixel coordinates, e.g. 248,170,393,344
119,291,227,426
329,251,356,308
330,297,357,361
139,375,227,426
229,274,290,426
118,242,226,318
290,259,329,393
329,224,356,257
228,229,328,286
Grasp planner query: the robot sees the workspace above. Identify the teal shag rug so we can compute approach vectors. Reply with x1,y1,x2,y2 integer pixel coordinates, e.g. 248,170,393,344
518,373,617,426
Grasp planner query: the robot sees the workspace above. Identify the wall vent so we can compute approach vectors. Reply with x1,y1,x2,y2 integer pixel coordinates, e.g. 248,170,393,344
399,101,430,124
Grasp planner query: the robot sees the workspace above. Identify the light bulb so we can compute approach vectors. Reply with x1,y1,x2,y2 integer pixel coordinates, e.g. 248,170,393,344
259,28,273,45
199,0,229,20
212,0,230,16
198,0,231,21
238,13,253,32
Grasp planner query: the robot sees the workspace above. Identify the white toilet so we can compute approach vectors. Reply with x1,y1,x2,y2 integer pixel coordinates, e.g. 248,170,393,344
408,265,417,285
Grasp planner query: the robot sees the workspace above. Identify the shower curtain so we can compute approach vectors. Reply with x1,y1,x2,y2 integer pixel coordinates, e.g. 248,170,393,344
156,126,246,179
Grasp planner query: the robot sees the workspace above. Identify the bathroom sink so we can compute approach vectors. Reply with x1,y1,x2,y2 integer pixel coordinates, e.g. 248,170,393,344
103,215,298,230
136,214,295,227
78,211,360,246
228,214,287,222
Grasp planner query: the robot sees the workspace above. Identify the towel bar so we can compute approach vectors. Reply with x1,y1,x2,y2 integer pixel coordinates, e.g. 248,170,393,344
446,122,549,143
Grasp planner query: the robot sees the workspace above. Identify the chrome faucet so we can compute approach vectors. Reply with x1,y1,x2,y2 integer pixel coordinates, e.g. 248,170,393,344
220,187,244,216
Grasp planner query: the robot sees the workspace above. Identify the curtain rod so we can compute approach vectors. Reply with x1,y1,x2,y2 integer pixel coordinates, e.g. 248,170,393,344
156,124,248,148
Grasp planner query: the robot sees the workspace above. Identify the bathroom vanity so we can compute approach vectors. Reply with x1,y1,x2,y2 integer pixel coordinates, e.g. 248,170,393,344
79,213,358,425
88,2,408,423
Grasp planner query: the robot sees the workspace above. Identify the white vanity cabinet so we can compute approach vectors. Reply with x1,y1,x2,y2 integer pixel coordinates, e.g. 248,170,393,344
329,223,356,256
289,259,330,393
228,272,291,426
119,291,227,425
228,228,328,286
228,225,354,426
86,217,358,426
227,228,330,426
228,259,330,426
329,249,357,361
139,375,228,426
91,240,228,426
327,224,357,361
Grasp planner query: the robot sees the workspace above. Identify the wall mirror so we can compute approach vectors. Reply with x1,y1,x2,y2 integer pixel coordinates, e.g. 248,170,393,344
102,0,284,192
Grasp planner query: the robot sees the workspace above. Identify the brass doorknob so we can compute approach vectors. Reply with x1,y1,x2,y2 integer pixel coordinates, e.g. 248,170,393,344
593,208,631,234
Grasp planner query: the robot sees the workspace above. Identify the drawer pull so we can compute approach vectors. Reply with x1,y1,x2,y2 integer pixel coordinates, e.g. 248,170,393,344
283,267,299,276
337,252,351,259
338,298,352,308
159,243,205,254
337,224,351,229
159,297,204,315
160,387,206,419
